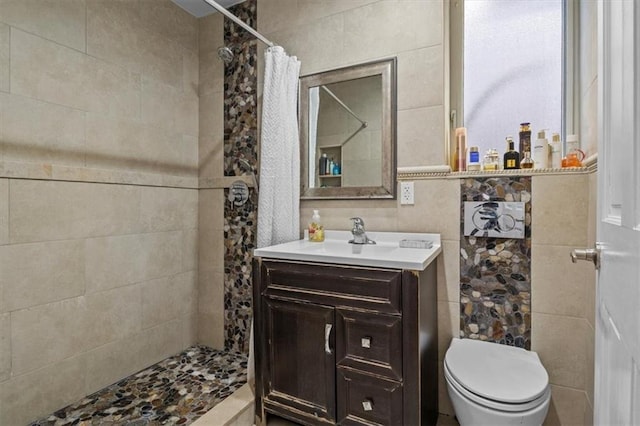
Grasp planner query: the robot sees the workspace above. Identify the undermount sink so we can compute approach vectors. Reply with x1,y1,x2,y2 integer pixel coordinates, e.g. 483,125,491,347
253,230,441,270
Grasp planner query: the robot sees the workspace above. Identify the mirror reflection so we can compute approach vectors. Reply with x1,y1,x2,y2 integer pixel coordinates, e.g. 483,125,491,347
300,58,396,199
309,76,382,189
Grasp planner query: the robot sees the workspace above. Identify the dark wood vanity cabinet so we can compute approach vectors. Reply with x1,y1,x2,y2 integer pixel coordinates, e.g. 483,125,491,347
253,259,438,426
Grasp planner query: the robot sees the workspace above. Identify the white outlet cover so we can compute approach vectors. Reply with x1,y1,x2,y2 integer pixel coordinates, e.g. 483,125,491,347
400,181,414,205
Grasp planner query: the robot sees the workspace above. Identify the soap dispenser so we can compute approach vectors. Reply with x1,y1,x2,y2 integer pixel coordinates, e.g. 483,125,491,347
308,209,324,242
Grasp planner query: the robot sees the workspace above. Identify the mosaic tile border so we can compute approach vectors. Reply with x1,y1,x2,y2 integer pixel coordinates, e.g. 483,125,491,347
460,177,532,349
223,0,258,354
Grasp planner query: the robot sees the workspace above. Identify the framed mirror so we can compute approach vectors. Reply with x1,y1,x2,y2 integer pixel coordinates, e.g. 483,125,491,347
299,58,397,199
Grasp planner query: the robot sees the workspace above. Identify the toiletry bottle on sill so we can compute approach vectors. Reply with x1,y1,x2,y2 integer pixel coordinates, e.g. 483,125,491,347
533,129,549,169
550,133,562,168
519,122,532,161
308,209,324,242
319,153,327,176
467,146,481,171
503,136,520,169
453,127,467,171
521,151,534,169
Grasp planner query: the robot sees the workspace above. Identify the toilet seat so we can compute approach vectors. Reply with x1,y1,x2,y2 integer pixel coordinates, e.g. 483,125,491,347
444,361,551,413
444,338,550,407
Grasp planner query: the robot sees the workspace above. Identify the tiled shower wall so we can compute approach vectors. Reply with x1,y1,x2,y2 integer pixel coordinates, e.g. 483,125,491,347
459,177,532,349
222,0,258,354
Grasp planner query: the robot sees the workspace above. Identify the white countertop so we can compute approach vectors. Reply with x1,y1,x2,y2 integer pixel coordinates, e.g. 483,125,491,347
253,230,441,271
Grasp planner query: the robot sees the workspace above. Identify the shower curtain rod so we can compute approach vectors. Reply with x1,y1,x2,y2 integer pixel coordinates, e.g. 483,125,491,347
202,0,275,47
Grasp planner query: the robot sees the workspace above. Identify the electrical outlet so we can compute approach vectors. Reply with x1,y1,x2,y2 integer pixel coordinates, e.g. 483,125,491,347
400,181,414,205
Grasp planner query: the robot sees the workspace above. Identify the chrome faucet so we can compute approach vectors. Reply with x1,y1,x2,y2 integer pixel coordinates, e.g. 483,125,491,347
349,217,376,245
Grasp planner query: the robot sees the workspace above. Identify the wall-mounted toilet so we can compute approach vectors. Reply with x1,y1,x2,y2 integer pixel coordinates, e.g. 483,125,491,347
444,338,551,426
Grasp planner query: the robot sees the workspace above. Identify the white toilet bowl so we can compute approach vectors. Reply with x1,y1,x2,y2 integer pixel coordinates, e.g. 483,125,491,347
444,338,551,426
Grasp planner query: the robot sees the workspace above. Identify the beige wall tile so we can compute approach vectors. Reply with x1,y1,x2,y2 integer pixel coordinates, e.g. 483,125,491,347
199,12,223,56
437,301,459,361
531,244,594,318
142,76,197,134
0,240,85,313
0,354,87,425
0,93,86,166
84,319,183,395
199,135,224,178
84,330,148,394
182,228,198,273
437,240,460,303
199,189,225,232
0,179,7,245
397,106,446,167
86,0,143,73
532,174,589,247
10,28,86,110
199,50,224,97
257,0,299,34
0,0,86,52
84,54,141,118
198,312,224,349
342,0,443,65
266,13,346,76
532,313,589,390
397,46,444,110
85,285,142,350
0,313,9,382
0,23,9,93
199,90,223,138
184,49,199,96
198,268,224,349
142,271,197,329
300,199,399,234
139,0,198,53
543,385,588,426
141,319,183,366
85,231,183,293
181,311,198,349
397,179,460,240
140,186,198,233
9,180,140,244
11,297,88,375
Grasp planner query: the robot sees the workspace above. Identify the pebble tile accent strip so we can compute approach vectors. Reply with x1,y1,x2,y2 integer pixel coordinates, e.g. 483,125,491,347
460,177,532,349
32,346,247,426
222,0,258,354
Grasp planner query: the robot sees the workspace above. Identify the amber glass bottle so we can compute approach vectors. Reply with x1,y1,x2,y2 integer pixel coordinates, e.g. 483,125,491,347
521,151,534,169
503,136,520,169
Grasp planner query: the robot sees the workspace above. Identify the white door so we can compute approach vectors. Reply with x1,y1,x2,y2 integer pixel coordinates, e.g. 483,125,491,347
594,1,640,424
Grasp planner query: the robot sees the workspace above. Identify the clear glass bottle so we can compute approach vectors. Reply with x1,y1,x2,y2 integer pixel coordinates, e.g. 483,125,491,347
483,148,500,171
521,151,534,169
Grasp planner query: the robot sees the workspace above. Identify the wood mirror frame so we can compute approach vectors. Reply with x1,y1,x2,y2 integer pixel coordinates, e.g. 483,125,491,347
299,58,397,200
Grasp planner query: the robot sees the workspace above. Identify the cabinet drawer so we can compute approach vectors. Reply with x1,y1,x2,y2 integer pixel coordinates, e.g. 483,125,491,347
337,368,403,426
336,309,402,380
261,260,402,314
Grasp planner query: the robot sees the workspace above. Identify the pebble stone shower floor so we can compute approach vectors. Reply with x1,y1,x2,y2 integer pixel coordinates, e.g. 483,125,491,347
31,346,248,426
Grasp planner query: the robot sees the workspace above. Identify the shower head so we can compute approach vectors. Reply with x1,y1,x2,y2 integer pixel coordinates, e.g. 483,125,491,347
217,46,234,63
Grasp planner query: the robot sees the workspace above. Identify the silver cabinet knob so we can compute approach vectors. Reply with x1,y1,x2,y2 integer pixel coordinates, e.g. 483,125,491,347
362,399,373,411
361,336,371,348
570,248,600,269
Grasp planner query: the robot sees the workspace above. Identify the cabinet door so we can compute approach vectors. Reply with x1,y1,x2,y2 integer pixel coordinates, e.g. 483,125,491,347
263,297,336,423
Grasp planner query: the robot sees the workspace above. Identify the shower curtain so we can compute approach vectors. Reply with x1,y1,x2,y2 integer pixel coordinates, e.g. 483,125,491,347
251,46,301,391
257,46,301,248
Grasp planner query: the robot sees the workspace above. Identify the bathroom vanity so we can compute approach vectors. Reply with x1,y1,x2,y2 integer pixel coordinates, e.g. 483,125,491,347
252,231,441,426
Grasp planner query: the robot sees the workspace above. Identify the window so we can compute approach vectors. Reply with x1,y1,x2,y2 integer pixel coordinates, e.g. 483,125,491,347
450,0,576,161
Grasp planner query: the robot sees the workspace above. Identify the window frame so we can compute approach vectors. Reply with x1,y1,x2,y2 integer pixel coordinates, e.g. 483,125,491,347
448,0,579,162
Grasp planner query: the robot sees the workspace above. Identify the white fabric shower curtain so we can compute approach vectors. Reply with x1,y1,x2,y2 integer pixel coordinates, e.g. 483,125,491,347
250,46,301,392
257,46,301,248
